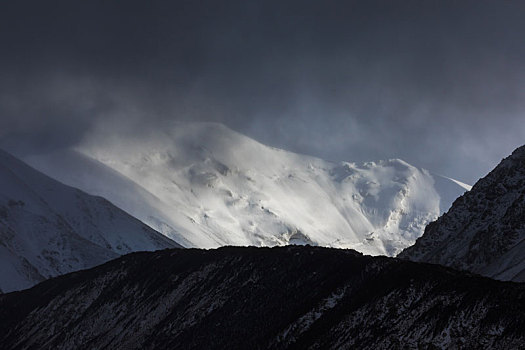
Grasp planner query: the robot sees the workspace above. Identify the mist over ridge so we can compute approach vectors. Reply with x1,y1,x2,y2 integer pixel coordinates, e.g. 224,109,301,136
1,1,525,184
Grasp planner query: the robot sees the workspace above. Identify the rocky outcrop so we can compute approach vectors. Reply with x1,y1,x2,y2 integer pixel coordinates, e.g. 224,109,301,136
400,145,525,282
1,246,524,349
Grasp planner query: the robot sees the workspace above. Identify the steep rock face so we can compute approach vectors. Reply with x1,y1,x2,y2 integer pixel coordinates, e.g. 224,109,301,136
24,122,468,256
0,149,180,292
400,145,525,282
0,246,524,349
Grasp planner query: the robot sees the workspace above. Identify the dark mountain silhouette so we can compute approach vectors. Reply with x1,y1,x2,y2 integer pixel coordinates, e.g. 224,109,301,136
1,246,524,349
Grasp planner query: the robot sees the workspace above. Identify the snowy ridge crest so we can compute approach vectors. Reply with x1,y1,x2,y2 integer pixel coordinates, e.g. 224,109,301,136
25,122,468,256
0,149,180,292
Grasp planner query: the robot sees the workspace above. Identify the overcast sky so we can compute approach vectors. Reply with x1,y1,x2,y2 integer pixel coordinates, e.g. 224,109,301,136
1,0,524,183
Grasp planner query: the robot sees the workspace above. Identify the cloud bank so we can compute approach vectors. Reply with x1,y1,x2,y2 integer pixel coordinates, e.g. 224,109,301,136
1,0,524,183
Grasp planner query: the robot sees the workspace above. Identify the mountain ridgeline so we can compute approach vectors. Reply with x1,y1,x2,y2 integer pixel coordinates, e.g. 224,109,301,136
0,149,180,293
24,122,469,256
400,145,525,282
1,246,524,350
1,138,524,349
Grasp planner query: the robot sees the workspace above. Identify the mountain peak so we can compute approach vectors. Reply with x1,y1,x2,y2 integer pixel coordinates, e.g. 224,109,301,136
400,144,525,282
24,122,468,257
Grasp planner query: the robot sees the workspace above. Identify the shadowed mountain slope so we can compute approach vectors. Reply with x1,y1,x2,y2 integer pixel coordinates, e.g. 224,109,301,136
400,145,525,282
1,246,524,349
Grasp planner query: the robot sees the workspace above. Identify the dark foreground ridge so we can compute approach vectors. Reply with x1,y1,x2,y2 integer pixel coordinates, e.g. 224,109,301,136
1,246,524,349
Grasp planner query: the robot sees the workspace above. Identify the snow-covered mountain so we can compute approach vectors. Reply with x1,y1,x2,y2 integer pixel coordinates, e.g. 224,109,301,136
2,246,524,349
0,149,180,293
400,145,525,282
25,122,468,256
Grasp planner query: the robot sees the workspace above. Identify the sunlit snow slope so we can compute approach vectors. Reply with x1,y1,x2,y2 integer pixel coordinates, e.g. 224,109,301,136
0,149,180,293
26,123,468,256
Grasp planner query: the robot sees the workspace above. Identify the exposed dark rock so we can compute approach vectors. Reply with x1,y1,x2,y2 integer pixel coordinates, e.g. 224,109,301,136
1,246,524,349
400,145,525,282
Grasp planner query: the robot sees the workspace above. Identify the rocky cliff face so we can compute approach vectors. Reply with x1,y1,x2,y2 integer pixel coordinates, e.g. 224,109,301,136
400,145,525,282
1,246,524,349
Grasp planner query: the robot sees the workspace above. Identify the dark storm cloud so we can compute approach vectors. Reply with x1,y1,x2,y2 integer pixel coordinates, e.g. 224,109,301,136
1,0,525,182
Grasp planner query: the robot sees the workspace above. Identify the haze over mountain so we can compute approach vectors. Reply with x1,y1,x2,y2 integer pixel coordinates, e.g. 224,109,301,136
1,246,524,350
2,1,525,186
401,145,525,282
26,122,469,256
0,149,180,293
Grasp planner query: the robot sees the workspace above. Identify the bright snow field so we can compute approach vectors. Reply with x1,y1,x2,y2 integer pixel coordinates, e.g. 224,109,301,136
25,122,468,256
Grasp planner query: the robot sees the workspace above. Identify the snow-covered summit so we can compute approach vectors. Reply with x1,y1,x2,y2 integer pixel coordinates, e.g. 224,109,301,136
0,149,180,293
25,122,468,256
